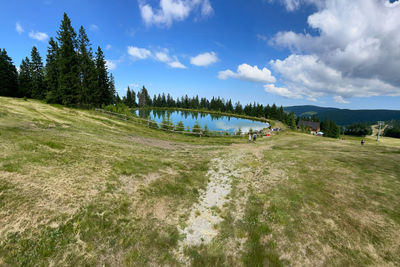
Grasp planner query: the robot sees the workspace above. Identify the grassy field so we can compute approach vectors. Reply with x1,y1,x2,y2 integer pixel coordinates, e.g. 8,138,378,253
0,96,399,266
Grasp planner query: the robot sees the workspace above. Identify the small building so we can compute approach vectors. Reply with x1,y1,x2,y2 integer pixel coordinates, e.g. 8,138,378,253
297,120,320,134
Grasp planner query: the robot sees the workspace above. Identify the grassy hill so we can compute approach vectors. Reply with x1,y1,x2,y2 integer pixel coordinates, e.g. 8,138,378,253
285,105,400,125
1,97,399,266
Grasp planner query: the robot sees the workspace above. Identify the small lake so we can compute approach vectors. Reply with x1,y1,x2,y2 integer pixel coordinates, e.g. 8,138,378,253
134,109,269,133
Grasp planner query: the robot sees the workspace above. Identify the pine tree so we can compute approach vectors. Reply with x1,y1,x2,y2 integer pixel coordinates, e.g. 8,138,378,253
30,46,45,99
137,86,150,107
18,57,33,98
95,46,110,106
77,26,98,105
131,89,137,107
0,48,19,97
125,87,132,107
108,73,116,104
57,13,80,105
288,112,296,129
322,117,330,136
45,38,60,103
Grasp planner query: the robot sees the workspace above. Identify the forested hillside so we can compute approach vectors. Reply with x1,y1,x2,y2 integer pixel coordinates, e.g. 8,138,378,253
285,105,400,125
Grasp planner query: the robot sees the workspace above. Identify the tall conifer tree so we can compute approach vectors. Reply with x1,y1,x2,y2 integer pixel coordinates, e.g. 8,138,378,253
30,46,45,99
45,38,60,103
95,46,110,106
57,13,80,105
18,57,33,98
77,26,97,105
0,48,18,97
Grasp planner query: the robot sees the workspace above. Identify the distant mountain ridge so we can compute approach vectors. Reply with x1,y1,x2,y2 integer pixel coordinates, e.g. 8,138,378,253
284,105,400,126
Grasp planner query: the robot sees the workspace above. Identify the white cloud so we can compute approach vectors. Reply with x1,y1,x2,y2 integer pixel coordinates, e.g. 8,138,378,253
334,95,350,104
128,83,139,89
190,52,218,67
16,22,24,34
268,0,323,12
269,54,400,99
168,60,186,69
264,84,302,99
89,24,99,32
154,50,186,68
105,44,112,50
128,46,186,69
267,0,400,100
106,56,125,71
155,51,171,62
139,0,213,27
218,64,276,83
127,46,152,59
28,31,49,41
105,60,117,70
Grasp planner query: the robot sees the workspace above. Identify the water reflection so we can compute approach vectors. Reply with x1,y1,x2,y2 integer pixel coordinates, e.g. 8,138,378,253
134,109,269,133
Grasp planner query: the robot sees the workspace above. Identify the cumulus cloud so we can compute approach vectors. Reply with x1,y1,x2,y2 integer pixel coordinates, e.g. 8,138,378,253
105,57,125,71
105,60,117,70
127,46,152,59
190,52,218,67
268,0,323,12
105,44,112,50
264,84,302,99
168,60,186,69
128,46,186,68
269,54,400,99
139,0,213,27
155,51,171,62
28,31,49,41
267,0,400,100
334,96,350,104
218,64,276,83
16,22,24,34
128,83,139,89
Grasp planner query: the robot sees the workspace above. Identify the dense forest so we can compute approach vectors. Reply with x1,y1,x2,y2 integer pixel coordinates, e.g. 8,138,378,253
384,120,400,138
342,123,373,136
285,105,400,126
0,13,115,107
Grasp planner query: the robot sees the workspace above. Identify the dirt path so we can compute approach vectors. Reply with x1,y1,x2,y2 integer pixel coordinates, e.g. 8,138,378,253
175,142,270,263
175,149,243,261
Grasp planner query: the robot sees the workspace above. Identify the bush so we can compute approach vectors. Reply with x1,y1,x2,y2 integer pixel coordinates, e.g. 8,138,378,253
384,127,400,138
175,121,185,132
203,124,209,135
161,116,174,131
192,121,202,133
148,119,159,129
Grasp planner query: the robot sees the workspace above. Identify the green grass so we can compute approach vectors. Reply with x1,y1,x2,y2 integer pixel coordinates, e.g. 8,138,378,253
0,97,399,266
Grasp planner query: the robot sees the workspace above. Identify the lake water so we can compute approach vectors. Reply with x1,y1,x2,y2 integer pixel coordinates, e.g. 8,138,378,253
134,109,269,133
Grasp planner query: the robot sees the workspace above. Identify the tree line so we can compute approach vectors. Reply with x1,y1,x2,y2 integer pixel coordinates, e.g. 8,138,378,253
0,13,115,107
383,120,400,138
116,86,297,128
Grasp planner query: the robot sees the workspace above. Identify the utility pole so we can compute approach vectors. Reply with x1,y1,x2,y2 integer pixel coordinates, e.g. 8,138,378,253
377,121,384,141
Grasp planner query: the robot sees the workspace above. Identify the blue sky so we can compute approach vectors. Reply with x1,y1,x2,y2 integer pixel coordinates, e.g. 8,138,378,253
1,0,400,110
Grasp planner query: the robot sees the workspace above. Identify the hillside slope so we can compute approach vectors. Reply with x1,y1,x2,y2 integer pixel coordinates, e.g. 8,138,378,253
1,97,399,266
